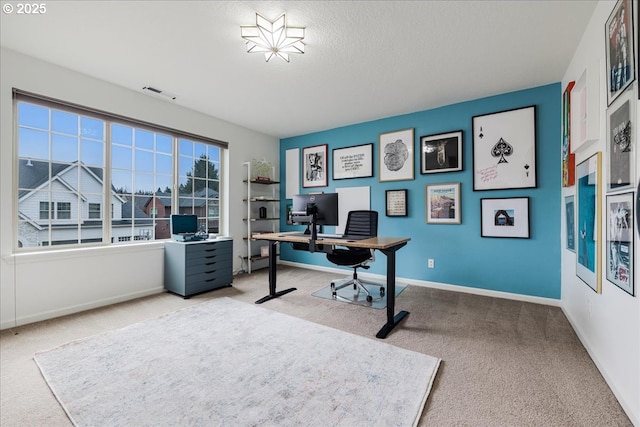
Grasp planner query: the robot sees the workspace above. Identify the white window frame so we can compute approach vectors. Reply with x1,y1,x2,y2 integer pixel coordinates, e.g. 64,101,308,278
14,90,228,252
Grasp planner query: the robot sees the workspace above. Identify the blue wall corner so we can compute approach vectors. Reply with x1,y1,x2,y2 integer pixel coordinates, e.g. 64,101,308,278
279,83,561,299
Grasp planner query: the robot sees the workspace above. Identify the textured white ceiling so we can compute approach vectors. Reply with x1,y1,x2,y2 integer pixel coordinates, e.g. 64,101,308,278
0,1,596,138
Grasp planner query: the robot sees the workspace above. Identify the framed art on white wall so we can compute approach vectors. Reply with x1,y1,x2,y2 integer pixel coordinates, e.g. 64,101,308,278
606,192,634,295
605,0,636,106
576,152,602,293
606,85,635,192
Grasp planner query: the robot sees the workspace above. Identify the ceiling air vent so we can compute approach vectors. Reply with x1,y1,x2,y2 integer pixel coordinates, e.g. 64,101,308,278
142,86,177,101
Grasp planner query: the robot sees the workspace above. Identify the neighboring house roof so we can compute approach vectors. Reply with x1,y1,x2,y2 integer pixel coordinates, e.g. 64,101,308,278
116,201,153,225
18,159,126,204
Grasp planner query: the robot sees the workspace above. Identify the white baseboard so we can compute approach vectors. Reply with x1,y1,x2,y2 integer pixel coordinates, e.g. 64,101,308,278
12,287,165,328
0,319,16,330
278,260,561,307
561,307,639,427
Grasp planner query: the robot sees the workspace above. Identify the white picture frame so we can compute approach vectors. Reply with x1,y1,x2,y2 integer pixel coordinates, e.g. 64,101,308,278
379,128,414,182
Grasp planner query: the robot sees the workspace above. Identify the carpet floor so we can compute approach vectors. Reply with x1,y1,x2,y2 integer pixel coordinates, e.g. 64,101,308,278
0,265,633,426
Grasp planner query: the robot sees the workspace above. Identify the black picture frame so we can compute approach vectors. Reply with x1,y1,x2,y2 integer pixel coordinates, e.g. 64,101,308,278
606,191,635,295
472,106,537,191
385,189,408,217
480,197,530,239
302,144,328,188
332,143,374,180
606,85,635,192
420,130,463,174
605,0,636,106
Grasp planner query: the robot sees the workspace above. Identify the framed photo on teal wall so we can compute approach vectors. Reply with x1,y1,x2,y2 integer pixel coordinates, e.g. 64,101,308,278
472,106,537,191
480,197,529,238
426,183,460,224
379,128,414,182
332,143,373,180
576,152,602,293
420,130,463,174
302,144,328,188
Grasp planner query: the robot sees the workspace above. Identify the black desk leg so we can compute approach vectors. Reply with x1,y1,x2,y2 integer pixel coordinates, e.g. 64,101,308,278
376,243,409,338
255,240,297,304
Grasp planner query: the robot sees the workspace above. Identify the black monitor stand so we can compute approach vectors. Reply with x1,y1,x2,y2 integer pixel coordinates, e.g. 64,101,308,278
305,203,318,252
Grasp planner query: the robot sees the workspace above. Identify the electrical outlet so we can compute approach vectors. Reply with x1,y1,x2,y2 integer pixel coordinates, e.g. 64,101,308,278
428,259,435,269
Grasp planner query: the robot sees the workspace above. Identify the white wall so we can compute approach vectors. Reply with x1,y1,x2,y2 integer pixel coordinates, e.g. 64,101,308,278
0,48,280,329
561,2,639,425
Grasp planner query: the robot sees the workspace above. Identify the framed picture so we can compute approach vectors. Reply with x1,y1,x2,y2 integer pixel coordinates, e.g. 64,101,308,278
385,189,408,217
480,197,530,238
472,106,537,191
605,0,635,106
420,130,463,174
562,81,576,187
332,143,373,180
302,144,328,188
379,128,414,182
607,85,635,192
426,183,460,224
576,152,603,293
565,195,576,252
606,192,634,295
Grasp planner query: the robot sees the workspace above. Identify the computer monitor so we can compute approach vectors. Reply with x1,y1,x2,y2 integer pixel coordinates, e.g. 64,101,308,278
291,193,339,228
171,214,198,236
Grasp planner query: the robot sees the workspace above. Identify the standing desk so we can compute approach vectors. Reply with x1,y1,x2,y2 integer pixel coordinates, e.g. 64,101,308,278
251,231,410,339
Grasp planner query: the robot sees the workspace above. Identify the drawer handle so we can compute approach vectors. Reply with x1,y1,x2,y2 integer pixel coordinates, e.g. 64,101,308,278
205,273,218,281
205,261,217,266
205,249,219,253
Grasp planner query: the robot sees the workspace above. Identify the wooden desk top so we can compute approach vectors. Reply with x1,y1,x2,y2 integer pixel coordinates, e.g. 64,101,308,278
252,231,410,250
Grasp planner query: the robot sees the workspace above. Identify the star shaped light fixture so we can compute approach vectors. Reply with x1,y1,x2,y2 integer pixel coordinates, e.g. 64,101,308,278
240,12,305,62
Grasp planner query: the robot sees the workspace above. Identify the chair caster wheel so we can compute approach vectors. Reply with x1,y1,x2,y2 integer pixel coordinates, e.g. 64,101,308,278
366,295,373,303
380,287,385,296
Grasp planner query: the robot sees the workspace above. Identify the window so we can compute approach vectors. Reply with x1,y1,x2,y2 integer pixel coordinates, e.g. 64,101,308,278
15,91,227,250
56,202,71,219
39,201,50,220
89,203,101,219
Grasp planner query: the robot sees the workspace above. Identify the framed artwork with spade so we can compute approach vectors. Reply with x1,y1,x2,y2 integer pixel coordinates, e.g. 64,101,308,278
472,106,537,191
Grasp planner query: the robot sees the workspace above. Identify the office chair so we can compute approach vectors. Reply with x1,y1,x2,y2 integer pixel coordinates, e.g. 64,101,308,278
326,210,384,303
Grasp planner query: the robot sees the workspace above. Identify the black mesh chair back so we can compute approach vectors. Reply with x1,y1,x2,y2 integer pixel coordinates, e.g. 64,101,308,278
343,210,378,238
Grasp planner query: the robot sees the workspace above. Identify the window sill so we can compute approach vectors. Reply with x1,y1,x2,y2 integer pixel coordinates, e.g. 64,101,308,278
3,240,166,265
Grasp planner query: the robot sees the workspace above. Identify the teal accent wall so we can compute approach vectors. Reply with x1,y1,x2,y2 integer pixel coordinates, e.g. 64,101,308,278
279,83,561,299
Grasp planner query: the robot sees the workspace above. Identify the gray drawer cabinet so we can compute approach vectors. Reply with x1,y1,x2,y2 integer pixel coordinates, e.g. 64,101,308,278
164,238,233,298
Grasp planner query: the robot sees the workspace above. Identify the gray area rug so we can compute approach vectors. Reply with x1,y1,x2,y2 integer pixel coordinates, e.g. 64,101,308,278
34,297,440,427
312,279,407,309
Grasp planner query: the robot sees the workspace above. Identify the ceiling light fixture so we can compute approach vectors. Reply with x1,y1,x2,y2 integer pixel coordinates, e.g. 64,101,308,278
240,12,305,62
